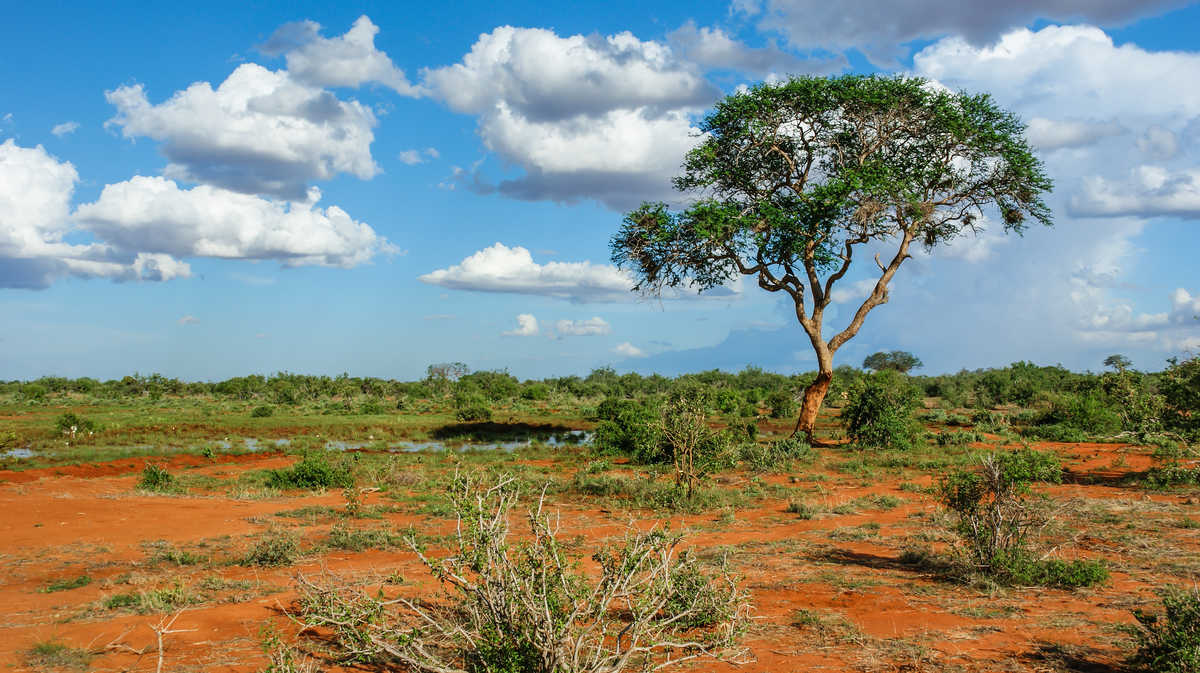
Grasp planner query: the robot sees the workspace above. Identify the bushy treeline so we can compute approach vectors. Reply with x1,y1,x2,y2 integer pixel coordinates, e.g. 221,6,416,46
4,357,1198,439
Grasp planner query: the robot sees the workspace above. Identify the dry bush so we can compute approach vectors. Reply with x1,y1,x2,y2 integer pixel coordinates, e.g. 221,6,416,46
288,472,749,673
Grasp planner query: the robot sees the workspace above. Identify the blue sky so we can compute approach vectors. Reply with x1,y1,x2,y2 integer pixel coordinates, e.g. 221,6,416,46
2,1,1199,381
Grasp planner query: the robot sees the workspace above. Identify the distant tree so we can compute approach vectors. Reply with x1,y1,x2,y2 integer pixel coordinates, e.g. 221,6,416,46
1103,354,1133,372
612,74,1052,442
862,350,924,374
425,362,470,397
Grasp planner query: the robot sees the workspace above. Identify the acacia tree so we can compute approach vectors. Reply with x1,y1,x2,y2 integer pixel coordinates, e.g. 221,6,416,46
863,350,924,374
612,75,1052,442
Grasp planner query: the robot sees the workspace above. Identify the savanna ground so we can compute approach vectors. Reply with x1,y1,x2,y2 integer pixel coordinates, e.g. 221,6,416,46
1,368,1197,673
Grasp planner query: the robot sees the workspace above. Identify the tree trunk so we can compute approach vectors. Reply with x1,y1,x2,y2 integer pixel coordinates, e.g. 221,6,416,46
791,369,833,444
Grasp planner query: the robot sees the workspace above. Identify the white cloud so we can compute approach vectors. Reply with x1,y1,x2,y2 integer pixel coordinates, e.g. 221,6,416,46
503,313,540,336
105,63,379,200
1137,125,1179,160
419,243,634,303
51,121,80,137
422,26,712,209
1026,117,1125,151
397,147,439,165
178,315,199,325
614,342,646,358
1071,166,1200,218
262,16,420,95
75,176,396,268
829,278,877,304
0,139,190,289
665,21,844,76
556,316,611,336
745,0,1189,65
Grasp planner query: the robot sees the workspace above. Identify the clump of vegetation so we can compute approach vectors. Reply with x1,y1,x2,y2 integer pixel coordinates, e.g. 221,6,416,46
40,575,92,593
267,452,354,490
1129,587,1200,673
592,398,662,463
453,391,492,422
938,450,1104,588
242,528,300,567
358,399,386,415
24,641,92,671
741,438,811,472
287,473,747,672
139,463,175,492
660,385,731,498
54,412,97,435
841,371,922,450
250,405,274,417
766,389,797,419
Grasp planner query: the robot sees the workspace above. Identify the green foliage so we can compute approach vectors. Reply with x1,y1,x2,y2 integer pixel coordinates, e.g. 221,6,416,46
1131,587,1200,673
519,383,549,401
54,412,97,434
938,451,1098,588
765,390,796,419
863,350,923,373
740,438,811,472
139,463,175,492
24,641,92,671
1030,391,1122,439
592,400,663,463
358,399,386,415
841,371,922,450
267,452,354,490
454,390,493,422
1162,354,1200,438
242,528,300,567
250,405,274,418
41,575,92,593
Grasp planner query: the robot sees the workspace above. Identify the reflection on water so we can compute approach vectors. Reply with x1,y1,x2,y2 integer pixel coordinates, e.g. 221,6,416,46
325,429,592,453
3,447,34,459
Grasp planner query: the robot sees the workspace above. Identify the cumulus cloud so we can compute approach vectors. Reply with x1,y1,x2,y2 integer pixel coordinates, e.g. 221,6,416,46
555,317,612,337
51,121,80,137
742,0,1189,65
666,21,844,76
503,313,540,336
614,342,646,358
419,243,634,303
423,26,712,209
1026,117,1126,151
1075,287,1200,351
0,139,191,289
262,15,420,95
178,315,199,325
397,147,438,165
1071,166,1200,218
829,278,878,304
105,63,379,200
75,176,396,268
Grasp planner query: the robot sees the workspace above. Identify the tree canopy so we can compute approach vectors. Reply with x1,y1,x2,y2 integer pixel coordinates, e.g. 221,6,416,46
612,74,1052,440
863,350,924,373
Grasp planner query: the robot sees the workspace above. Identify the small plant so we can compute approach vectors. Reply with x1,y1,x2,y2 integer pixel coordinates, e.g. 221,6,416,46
251,405,274,417
267,452,354,490
938,451,1103,588
139,463,175,492
242,528,300,567
287,473,748,672
841,371,922,450
766,389,797,419
40,575,92,593
786,500,818,519
24,641,92,671
1130,587,1200,672
55,412,97,436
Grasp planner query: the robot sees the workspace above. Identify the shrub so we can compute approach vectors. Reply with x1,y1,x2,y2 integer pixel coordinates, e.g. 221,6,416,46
841,371,922,450
267,452,354,490
520,383,549,401
1162,355,1200,439
1130,587,1200,673
54,412,97,435
250,405,274,418
289,473,747,672
592,400,663,463
740,438,811,472
766,390,797,419
1035,392,1122,437
242,528,300,567
139,463,175,492
358,399,386,415
455,404,492,422
938,452,1102,588
24,641,92,671
660,385,730,498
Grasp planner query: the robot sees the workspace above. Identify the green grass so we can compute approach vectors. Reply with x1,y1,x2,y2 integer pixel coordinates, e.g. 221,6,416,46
24,641,92,670
40,575,92,593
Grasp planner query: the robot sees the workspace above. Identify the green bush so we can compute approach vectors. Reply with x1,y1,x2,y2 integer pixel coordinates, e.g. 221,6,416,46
841,371,922,450
1035,392,1122,437
454,390,493,422
1131,587,1200,673
55,412,98,434
520,384,549,401
358,399,386,415
242,528,300,567
592,400,663,463
740,438,811,472
267,452,354,490
250,405,274,418
765,390,797,419
1162,355,1200,439
139,463,175,492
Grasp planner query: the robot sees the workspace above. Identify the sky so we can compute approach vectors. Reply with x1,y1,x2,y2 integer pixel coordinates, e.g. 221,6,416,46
2,0,1199,382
